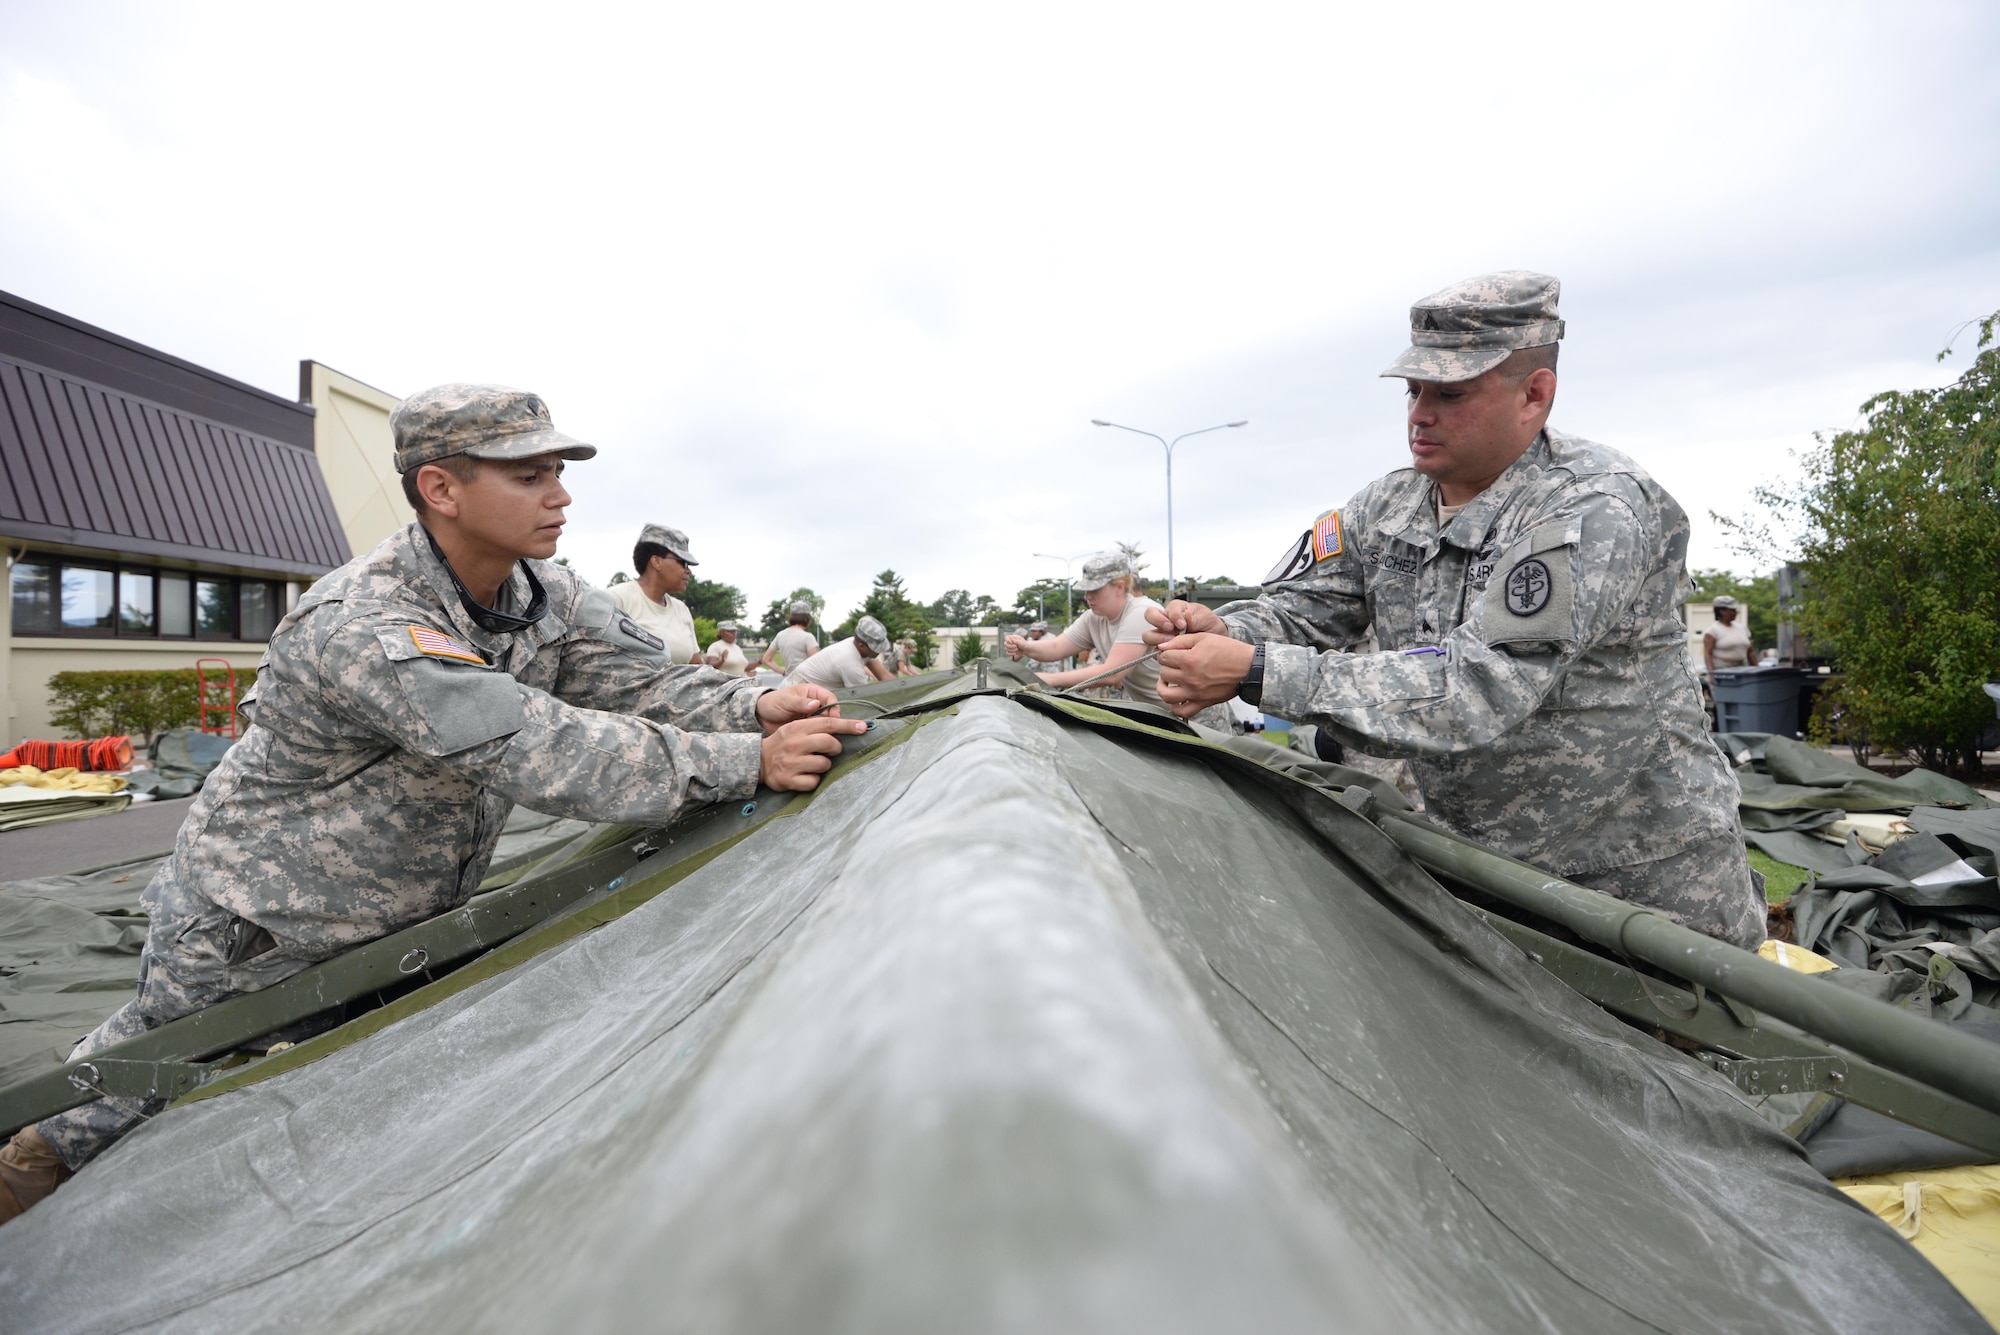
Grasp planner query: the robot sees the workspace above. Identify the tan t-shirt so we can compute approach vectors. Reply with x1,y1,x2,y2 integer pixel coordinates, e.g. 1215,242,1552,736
608,582,700,663
769,624,819,670
705,638,749,676
1705,617,1753,671
1058,594,1163,705
786,637,874,689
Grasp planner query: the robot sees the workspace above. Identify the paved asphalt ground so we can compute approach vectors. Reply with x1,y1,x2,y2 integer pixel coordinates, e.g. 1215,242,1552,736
1,796,196,881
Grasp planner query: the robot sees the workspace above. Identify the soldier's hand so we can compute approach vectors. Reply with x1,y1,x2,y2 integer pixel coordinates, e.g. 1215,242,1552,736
756,684,841,731
1156,632,1257,718
1003,635,1026,661
1143,600,1225,648
759,716,865,791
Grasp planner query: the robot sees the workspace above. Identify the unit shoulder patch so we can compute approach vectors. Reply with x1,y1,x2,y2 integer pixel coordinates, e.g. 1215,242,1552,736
408,625,485,665
1502,558,1553,616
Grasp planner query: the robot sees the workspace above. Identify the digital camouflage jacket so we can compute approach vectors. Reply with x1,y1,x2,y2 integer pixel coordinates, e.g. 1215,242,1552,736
151,523,767,959
1222,430,1742,878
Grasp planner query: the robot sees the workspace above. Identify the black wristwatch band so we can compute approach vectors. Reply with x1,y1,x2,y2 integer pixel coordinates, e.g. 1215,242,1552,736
1238,643,1266,706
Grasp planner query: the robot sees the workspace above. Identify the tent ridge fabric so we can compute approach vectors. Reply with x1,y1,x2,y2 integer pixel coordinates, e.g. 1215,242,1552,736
0,695,1983,1332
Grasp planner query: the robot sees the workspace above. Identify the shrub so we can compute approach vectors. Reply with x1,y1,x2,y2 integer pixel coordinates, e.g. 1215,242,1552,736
1722,310,2000,775
953,629,989,667
44,667,258,749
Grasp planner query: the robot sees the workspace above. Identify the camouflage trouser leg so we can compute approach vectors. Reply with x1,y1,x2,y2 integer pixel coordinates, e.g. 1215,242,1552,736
37,889,309,1172
1569,833,1766,951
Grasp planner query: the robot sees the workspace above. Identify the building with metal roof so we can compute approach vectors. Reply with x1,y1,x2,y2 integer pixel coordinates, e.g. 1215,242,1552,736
0,289,404,743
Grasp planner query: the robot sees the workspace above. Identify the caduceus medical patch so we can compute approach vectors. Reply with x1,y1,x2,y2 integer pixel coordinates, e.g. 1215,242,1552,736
1503,558,1552,616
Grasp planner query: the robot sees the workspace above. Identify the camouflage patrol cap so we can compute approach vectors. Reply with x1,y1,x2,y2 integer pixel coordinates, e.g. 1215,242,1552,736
391,383,598,474
716,619,738,632
1380,271,1564,383
788,600,813,619
855,616,891,654
1075,550,1134,592
637,524,698,566
1030,620,1049,633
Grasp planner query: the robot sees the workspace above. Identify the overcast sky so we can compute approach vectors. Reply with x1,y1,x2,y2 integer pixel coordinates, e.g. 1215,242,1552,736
4,3,1997,621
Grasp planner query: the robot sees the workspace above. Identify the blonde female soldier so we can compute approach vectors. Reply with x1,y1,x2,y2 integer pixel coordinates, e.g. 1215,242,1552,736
1004,551,1164,706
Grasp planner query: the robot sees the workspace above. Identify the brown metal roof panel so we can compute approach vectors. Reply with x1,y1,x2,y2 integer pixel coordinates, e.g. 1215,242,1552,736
196,421,264,560
134,401,217,552
13,366,90,533
0,363,48,526
56,379,135,542
115,399,185,549
0,353,348,574
98,390,177,549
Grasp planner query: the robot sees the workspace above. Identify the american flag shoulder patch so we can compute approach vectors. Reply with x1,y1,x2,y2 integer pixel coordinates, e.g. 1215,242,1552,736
408,625,484,664
1311,510,1343,562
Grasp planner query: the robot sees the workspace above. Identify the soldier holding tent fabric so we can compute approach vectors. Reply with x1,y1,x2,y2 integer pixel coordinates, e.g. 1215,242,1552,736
1146,273,1762,950
0,384,862,1223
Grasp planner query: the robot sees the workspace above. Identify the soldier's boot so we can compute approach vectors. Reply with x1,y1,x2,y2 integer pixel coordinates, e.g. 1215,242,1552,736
0,1126,72,1225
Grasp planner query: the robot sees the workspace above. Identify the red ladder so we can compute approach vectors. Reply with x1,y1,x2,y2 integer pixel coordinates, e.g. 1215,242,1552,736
195,658,239,739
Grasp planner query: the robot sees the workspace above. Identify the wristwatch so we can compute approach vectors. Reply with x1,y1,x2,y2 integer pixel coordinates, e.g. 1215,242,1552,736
1238,643,1265,706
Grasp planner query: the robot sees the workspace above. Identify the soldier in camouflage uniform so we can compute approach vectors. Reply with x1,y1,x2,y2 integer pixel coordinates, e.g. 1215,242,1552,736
1147,273,1762,950
0,385,861,1222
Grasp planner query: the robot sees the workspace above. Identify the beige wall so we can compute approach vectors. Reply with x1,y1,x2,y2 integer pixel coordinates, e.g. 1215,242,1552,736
304,361,410,561
5,635,267,745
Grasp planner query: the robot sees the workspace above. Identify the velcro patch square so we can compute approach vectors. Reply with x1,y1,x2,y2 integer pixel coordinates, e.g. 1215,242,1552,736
408,625,485,664
1312,510,1343,562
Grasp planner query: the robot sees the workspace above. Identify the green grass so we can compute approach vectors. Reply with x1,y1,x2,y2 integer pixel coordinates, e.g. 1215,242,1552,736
1748,847,1811,903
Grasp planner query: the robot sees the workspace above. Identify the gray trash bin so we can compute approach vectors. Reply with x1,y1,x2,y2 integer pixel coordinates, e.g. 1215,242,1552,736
1712,667,1807,735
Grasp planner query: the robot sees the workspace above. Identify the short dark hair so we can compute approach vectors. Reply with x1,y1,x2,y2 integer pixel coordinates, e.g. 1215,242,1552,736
633,541,677,576
401,454,487,515
789,611,811,626
1498,343,1559,380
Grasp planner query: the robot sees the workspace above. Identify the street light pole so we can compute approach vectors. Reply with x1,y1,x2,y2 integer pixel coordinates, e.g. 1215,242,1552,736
1033,551,1091,623
1089,418,1247,594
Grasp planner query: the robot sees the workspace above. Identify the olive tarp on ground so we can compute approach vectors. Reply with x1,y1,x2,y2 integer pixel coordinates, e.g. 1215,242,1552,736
0,807,598,1096
0,693,1982,1333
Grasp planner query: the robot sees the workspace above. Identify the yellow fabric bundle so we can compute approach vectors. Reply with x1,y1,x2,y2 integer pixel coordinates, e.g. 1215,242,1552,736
1839,1164,2000,1325
0,764,128,794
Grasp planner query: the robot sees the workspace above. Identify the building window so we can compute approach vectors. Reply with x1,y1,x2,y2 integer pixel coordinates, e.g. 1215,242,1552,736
119,570,156,636
196,579,235,640
5,554,286,643
159,572,193,637
61,566,116,635
238,581,278,641
10,560,56,635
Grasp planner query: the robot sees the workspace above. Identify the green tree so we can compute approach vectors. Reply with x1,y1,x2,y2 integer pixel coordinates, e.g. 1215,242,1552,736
759,587,824,638
835,571,938,668
1009,578,1071,623
1689,569,1780,653
1720,311,2000,775
925,589,975,625
682,578,746,624
923,588,1005,627
953,627,990,666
